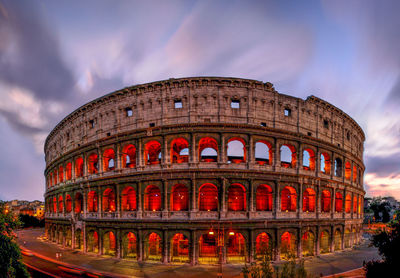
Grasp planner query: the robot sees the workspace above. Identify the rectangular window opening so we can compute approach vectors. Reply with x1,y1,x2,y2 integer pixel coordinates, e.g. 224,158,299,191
89,120,95,128
149,123,155,127
323,120,329,129
174,100,183,109
126,108,133,117
231,100,240,109
307,132,312,136
284,108,291,117
260,122,267,127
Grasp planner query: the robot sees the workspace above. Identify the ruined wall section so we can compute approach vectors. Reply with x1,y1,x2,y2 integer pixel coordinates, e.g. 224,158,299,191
45,77,365,167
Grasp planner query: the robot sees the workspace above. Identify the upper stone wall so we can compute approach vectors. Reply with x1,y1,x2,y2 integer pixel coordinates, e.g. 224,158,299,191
44,77,365,165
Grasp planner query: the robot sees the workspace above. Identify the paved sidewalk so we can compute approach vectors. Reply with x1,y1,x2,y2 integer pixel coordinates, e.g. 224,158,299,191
17,228,380,278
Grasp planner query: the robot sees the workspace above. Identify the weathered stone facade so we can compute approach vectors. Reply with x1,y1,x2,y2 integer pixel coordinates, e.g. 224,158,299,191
44,77,365,264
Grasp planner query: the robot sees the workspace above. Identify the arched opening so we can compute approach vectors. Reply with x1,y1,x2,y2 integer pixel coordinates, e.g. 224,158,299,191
228,184,246,211
303,149,315,171
352,227,357,244
255,141,272,165
358,196,362,214
280,232,296,260
87,191,98,212
335,192,343,212
102,188,116,212
227,138,246,163
145,232,162,261
59,166,64,183
320,153,331,174
227,232,246,263
199,233,218,264
301,231,315,257
281,186,297,212
255,233,271,258
53,170,58,185
65,195,72,213
103,148,115,171
344,229,351,248
256,184,273,211
53,197,57,213
144,141,162,165
334,229,342,251
280,144,296,168
345,195,352,213
75,157,84,177
171,138,189,163
353,196,357,213
66,162,72,180
57,228,63,244
170,233,189,263
122,144,136,168
75,229,83,250
87,230,99,253
88,153,99,174
144,185,161,211
58,196,63,213
48,173,52,187
199,137,218,162
122,232,137,258
65,229,72,247
345,162,351,180
103,231,116,256
353,165,357,182
74,192,83,214
303,188,316,212
199,183,218,211
320,231,330,253
171,184,188,211
334,158,342,177
121,186,137,211
321,190,331,213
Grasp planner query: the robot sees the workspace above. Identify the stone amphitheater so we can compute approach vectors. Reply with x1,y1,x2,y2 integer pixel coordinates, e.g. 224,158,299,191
44,77,365,264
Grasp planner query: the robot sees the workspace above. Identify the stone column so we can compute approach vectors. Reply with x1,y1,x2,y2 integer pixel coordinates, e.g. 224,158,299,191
275,228,280,261
221,178,227,213
274,181,279,218
298,182,303,217
98,148,103,174
297,228,302,258
163,136,169,166
249,179,254,213
248,135,255,165
249,229,254,263
138,138,144,169
190,230,197,265
83,190,87,218
331,187,336,218
138,229,143,261
116,228,121,258
83,223,87,252
115,144,121,170
219,133,227,163
98,228,103,255
71,226,75,249
191,178,197,212
315,225,320,255
116,183,121,218
163,229,169,263
163,180,168,213
137,182,142,219
330,225,334,252
98,186,103,217
83,153,88,177
190,133,197,164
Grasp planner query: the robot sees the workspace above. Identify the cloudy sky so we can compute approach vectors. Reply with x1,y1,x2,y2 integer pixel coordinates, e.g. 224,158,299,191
0,0,399,201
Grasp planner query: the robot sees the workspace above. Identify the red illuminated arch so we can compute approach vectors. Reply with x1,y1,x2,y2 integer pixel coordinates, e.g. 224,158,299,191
59,166,64,183
320,153,331,174
301,231,315,257
256,184,273,211
353,195,357,213
227,137,246,163
87,191,98,212
353,165,357,182
255,140,273,165
74,192,83,214
256,232,270,256
103,188,116,212
321,190,331,213
227,232,246,261
75,157,84,177
147,232,162,259
121,186,137,211
49,173,52,187
303,188,316,212
123,232,137,258
199,183,218,211
144,141,162,165
345,162,351,180
199,233,217,258
280,144,296,168
171,233,189,261
171,138,189,163
65,194,72,213
53,197,57,213
144,185,161,211
335,192,343,212
122,144,136,168
171,184,188,211
199,137,218,162
58,196,63,213
53,170,58,185
103,231,116,256
88,153,99,174
281,232,296,259
228,184,246,211
281,186,297,212
345,194,351,213
66,162,72,180
87,230,99,253
303,148,315,170
103,148,115,171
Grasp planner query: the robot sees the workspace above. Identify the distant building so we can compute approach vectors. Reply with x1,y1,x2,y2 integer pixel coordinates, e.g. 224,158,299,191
4,199,44,219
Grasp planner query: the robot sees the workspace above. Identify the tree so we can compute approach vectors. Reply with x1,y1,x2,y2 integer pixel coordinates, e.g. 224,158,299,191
364,222,400,277
0,202,29,278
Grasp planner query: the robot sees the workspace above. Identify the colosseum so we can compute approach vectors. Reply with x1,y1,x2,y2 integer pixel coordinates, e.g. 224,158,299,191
44,77,365,264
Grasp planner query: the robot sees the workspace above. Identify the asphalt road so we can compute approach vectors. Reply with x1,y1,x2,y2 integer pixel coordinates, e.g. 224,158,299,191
17,228,380,278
